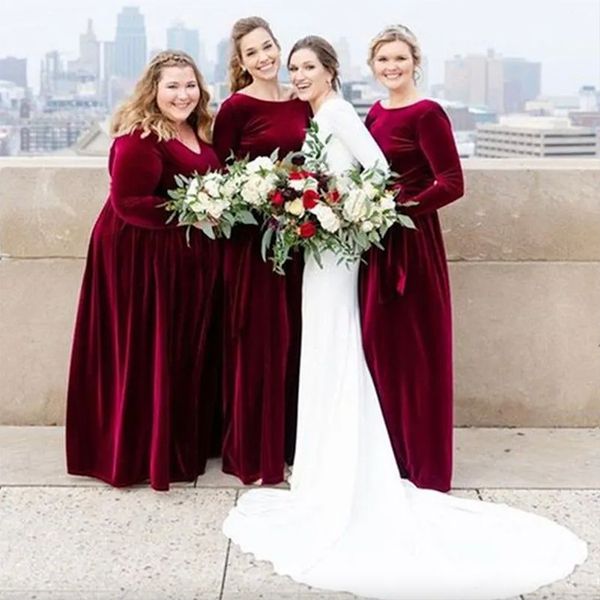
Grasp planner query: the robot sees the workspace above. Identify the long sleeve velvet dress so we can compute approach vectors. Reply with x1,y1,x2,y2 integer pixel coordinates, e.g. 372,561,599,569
213,93,310,484
66,129,222,491
359,99,464,492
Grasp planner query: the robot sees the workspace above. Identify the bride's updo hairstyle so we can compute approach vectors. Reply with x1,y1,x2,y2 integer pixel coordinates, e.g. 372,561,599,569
287,36,341,91
367,24,423,83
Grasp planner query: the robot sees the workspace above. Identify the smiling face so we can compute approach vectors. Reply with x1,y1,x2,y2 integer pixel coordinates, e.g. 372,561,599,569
156,65,200,124
289,48,332,106
371,39,416,93
239,27,281,83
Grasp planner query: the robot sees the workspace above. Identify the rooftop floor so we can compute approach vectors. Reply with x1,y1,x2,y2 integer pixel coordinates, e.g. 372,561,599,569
1,427,599,599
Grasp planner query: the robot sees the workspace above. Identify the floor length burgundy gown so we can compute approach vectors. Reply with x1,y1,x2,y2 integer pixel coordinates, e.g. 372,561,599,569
213,93,310,484
360,99,464,492
66,129,222,491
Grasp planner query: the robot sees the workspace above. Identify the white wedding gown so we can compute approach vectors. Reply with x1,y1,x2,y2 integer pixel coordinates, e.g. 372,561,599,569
223,97,587,600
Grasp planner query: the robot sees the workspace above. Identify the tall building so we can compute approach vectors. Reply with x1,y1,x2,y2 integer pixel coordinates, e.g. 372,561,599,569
0,56,27,88
167,22,199,63
214,38,230,84
445,50,541,114
475,116,598,157
114,6,147,80
71,19,101,80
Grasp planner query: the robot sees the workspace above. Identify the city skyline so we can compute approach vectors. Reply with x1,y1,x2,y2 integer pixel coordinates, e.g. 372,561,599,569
1,0,599,96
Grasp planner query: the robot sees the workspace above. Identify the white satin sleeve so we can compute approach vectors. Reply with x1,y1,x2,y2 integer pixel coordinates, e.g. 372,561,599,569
321,98,388,173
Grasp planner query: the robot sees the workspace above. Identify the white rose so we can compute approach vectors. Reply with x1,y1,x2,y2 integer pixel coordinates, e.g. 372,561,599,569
241,179,262,206
222,175,244,199
361,221,375,232
285,198,305,217
203,174,222,198
289,178,306,192
342,189,369,222
379,194,396,211
336,175,353,195
255,174,277,197
311,204,340,233
246,155,275,174
189,191,211,214
206,198,230,220
362,181,378,200
185,177,200,201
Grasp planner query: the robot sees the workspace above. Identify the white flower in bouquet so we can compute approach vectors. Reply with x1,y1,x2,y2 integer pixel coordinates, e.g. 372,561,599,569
311,204,341,233
289,178,306,192
336,174,353,195
285,198,306,217
361,221,375,233
190,191,211,213
205,197,231,220
241,174,276,206
222,174,245,200
203,173,223,198
379,192,396,211
361,181,379,200
342,189,369,223
185,177,200,202
246,155,275,174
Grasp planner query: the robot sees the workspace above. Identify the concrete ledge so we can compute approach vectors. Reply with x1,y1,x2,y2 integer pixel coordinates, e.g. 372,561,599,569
1,159,599,425
452,261,600,426
0,258,83,425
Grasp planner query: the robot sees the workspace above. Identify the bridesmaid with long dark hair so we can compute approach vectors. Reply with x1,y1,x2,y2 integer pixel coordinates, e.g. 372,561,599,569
360,25,464,492
66,52,221,491
213,17,310,485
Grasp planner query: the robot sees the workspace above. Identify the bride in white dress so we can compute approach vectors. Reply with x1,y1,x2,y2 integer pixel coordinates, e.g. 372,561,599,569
222,35,587,600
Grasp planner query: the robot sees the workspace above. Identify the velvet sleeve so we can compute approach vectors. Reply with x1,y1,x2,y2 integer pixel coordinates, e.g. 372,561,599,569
213,99,242,164
109,133,174,229
403,105,464,217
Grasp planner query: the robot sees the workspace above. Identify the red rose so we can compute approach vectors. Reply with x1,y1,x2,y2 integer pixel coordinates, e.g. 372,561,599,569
302,188,320,209
290,170,309,180
299,221,317,238
327,189,340,204
270,190,285,206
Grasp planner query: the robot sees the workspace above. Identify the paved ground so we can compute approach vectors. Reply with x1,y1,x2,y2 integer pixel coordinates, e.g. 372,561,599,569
0,427,599,600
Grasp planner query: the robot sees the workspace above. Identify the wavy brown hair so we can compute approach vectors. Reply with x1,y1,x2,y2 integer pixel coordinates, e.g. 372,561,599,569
288,36,341,91
228,16,280,93
367,25,423,83
111,50,213,142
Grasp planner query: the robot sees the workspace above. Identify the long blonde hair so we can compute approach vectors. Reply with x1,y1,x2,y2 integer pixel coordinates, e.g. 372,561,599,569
368,25,422,82
111,50,213,142
228,16,280,93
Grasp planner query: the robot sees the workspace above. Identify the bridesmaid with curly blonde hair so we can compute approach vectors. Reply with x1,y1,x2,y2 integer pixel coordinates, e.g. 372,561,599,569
66,51,222,491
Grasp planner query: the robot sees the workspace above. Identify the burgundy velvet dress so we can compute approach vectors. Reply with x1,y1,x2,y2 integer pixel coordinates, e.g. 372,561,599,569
213,93,310,484
66,129,222,491
360,99,464,492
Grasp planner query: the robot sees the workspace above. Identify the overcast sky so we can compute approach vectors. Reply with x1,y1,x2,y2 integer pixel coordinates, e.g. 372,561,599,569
1,0,599,95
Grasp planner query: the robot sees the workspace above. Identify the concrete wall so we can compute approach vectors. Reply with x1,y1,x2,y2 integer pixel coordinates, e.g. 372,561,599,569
1,157,599,426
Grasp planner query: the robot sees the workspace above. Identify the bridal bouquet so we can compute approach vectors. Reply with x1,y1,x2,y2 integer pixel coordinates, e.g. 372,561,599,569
216,138,344,274
163,170,257,240
243,122,416,273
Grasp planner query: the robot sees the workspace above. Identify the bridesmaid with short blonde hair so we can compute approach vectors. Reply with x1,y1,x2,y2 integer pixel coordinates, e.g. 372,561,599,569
360,25,464,492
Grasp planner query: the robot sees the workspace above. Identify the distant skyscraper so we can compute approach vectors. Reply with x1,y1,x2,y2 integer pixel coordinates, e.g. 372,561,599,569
114,6,147,79
74,19,101,79
214,38,230,84
445,50,541,114
167,22,199,63
0,56,27,88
